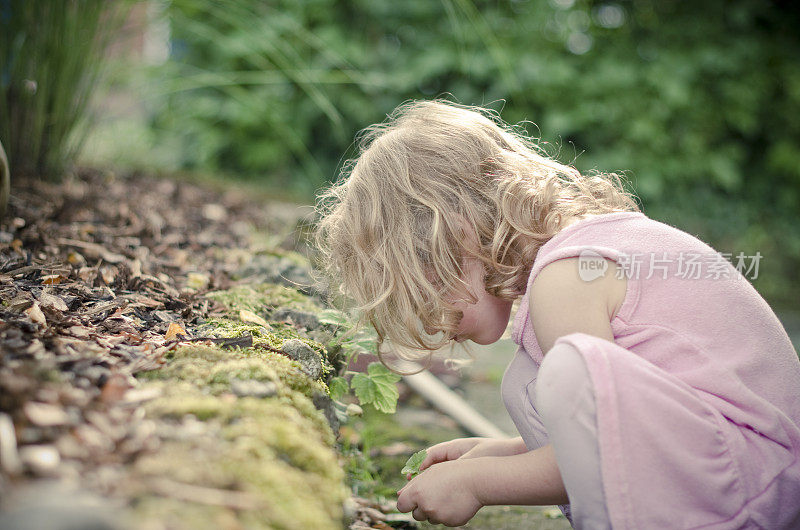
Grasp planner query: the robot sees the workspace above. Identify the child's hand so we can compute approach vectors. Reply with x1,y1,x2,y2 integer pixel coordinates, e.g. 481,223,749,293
459,436,528,460
396,459,483,526
413,437,526,478
416,437,484,475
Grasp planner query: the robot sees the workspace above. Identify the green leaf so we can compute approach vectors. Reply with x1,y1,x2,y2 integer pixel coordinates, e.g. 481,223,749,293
401,449,427,477
328,376,349,400
317,309,350,327
350,362,401,413
338,325,379,362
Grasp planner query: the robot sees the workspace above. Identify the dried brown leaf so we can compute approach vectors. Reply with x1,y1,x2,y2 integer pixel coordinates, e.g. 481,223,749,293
39,292,68,312
238,309,270,329
125,293,162,309
165,322,186,341
66,326,92,339
25,301,46,326
100,265,117,285
58,238,126,264
8,294,32,312
40,274,67,285
66,251,86,266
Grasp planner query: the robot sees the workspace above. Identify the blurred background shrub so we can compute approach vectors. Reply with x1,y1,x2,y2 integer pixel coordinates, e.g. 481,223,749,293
0,0,128,177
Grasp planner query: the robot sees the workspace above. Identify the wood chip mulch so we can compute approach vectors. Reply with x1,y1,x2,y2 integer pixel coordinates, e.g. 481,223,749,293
0,169,308,504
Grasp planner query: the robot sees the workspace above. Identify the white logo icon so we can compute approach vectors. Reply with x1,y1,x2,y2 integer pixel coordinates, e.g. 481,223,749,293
577,250,608,282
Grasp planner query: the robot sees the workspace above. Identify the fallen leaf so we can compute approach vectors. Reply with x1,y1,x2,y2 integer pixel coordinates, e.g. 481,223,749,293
126,293,162,308
25,301,46,326
39,292,68,311
239,309,271,328
40,274,66,285
152,310,175,322
100,265,117,285
58,238,126,264
66,251,86,266
78,267,96,282
8,295,33,312
95,335,126,348
165,322,186,341
66,326,92,339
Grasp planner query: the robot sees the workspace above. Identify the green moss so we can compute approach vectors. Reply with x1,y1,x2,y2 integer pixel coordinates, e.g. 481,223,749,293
143,344,327,398
130,381,346,530
206,282,320,315
254,246,310,267
125,275,351,529
196,317,333,378
224,399,337,476
277,391,333,443
146,388,226,421
198,318,295,350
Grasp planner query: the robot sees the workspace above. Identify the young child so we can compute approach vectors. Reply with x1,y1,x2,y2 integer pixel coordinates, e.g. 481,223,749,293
315,100,800,528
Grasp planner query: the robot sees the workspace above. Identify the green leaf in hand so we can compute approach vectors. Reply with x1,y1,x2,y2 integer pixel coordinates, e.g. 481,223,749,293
401,449,427,478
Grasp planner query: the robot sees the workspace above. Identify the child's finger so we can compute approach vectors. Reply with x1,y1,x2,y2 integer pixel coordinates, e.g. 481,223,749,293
396,488,416,514
419,447,446,470
419,442,456,470
418,454,439,471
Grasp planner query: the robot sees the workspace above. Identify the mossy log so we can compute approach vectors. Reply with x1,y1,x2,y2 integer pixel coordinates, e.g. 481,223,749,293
125,281,347,529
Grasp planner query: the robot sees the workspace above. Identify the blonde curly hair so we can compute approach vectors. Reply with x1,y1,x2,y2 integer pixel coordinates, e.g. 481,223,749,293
315,100,639,359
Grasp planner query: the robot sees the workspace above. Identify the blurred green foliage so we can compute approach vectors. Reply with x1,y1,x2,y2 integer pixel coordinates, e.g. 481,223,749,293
147,0,800,307
0,0,128,177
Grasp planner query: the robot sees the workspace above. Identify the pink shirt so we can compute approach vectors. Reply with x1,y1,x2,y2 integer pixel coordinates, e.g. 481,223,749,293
504,211,800,528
